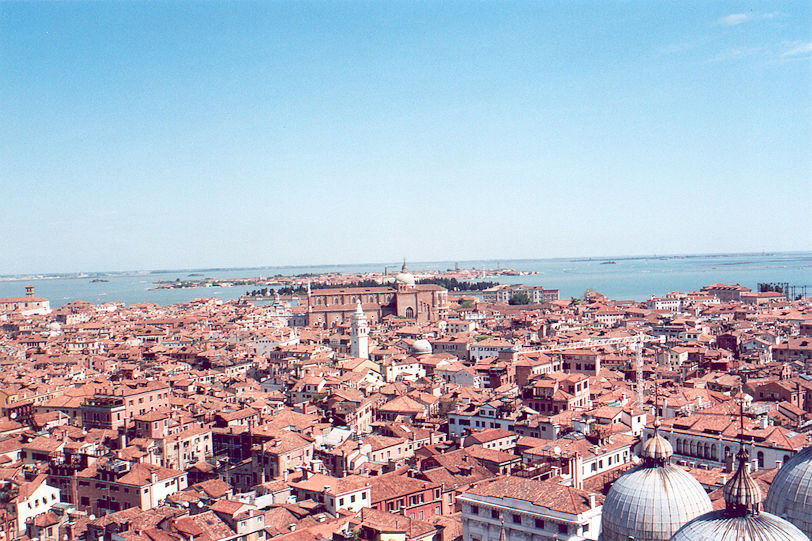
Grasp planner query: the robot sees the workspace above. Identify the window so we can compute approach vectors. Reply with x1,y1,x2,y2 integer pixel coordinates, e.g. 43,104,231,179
535,519,545,529
471,505,479,515
492,510,499,519
512,514,521,524
558,524,568,534
350,494,356,503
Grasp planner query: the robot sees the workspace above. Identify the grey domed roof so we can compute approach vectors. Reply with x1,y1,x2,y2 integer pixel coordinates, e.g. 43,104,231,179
601,464,713,541
765,446,812,538
669,510,809,541
396,272,415,286
671,445,809,541
395,261,415,286
642,422,673,463
412,339,432,355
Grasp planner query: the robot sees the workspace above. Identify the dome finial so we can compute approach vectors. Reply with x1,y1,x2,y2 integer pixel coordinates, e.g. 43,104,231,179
642,382,672,464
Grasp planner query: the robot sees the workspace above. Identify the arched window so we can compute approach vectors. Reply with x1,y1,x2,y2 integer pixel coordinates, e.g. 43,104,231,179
711,444,717,460
405,307,414,319
757,451,764,468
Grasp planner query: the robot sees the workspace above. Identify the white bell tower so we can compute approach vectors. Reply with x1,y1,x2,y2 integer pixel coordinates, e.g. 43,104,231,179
350,300,369,360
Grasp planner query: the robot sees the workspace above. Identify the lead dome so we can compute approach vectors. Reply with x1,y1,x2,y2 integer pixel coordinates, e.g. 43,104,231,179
412,339,432,355
601,421,713,541
670,446,808,541
764,446,812,538
395,260,415,287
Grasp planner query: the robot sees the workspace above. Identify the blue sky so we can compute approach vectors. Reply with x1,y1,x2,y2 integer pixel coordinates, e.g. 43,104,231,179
1,1,810,274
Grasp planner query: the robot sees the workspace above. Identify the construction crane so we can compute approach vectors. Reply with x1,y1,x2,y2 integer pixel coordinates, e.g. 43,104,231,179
527,333,664,353
632,332,666,406
636,334,645,406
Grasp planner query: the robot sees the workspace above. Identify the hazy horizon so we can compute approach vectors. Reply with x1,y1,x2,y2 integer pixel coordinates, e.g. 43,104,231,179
3,249,810,279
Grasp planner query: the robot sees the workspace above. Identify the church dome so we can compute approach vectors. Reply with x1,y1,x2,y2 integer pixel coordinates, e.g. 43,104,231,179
601,464,713,541
395,261,415,287
764,446,812,538
670,446,807,541
396,272,415,287
641,423,673,463
412,339,432,355
395,272,414,286
669,511,809,541
602,421,713,541
47,321,62,337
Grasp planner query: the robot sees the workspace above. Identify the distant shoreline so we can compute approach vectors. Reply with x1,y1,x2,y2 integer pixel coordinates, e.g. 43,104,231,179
2,250,809,282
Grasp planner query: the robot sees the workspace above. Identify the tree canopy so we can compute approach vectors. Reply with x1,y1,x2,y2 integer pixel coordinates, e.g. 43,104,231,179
508,292,531,305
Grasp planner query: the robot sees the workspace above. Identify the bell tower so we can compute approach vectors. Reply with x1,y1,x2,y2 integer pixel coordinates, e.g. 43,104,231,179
350,300,369,360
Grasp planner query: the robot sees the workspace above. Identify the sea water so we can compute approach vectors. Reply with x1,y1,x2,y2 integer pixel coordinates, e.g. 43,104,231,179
1,252,810,308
